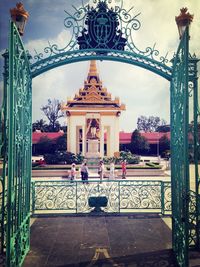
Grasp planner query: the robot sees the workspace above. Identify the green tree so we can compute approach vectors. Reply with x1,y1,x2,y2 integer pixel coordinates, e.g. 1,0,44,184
55,133,67,151
41,99,64,132
32,119,48,132
159,135,170,157
156,125,170,132
45,121,62,132
36,136,55,154
130,129,150,155
137,116,167,132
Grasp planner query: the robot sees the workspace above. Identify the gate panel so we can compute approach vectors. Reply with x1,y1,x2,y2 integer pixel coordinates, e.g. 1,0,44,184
6,22,32,267
171,28,189,267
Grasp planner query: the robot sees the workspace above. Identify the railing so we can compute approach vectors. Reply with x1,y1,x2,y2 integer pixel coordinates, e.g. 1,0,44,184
189,190,200,247
1,180,199,256
31,180,172,215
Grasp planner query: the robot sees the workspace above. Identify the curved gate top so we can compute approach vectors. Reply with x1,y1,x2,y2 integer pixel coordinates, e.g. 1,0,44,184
30,0,172,80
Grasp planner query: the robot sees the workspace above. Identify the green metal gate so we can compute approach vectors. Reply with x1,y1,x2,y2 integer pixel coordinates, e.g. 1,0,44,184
171,27,190,267
4,21,32,267
0,2,199,266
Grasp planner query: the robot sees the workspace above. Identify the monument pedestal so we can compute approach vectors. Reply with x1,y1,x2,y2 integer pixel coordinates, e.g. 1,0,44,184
86,139,100,158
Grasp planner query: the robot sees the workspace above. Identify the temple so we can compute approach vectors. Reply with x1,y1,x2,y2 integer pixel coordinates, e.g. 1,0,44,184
62,60,125,158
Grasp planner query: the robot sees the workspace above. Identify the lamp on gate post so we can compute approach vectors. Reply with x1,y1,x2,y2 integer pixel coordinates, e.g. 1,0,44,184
10,2,29,36
175,8,193,39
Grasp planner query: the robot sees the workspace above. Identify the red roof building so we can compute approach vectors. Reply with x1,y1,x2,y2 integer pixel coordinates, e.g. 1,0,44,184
32,131,170,145
32,131,64,144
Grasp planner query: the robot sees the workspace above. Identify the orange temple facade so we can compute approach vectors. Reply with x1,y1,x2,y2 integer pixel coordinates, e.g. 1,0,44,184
62,60,125,158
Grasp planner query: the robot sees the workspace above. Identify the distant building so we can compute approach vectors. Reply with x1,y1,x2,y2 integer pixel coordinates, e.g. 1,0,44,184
61,60,125,158
32,61,171,156
119,131,170,145
32,130,64,154
32,131,170,155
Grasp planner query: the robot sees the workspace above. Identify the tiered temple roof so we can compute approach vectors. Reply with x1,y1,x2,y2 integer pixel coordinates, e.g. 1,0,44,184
63,60,125,110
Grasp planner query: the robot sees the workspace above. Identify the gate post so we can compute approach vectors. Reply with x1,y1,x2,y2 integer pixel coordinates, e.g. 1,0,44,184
191,57,200,248
0,50,9,259
5,20,32,267
171,7,193,265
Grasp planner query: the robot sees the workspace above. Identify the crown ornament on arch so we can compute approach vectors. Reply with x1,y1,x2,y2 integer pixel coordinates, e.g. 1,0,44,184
31,0,169,65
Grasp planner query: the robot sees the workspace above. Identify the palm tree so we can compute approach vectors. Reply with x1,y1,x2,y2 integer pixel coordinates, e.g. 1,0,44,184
32,119,48,132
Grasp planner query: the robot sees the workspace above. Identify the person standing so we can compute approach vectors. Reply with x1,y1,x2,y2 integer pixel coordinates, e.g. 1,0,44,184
82,162,89,184
121,160,127,179
98,161,104,182
109,162,115,179
80,162,85,182
70,163,76,181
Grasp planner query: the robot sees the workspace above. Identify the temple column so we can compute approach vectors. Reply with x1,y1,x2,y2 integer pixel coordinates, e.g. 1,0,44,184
82,124,85,155
67,116,70,151
100,124,104,158
114,117,120,153
70,124,76,154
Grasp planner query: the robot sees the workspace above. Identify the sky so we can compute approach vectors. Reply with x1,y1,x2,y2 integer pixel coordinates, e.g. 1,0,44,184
0,0,199,132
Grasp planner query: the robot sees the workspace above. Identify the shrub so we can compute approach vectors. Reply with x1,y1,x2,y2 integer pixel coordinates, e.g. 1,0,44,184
74,153,84,164
44,151,84,164
145,162,161,169
44,153,59,164
103,151,140,165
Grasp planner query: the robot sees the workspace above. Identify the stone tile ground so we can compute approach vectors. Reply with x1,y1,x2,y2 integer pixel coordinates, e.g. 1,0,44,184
23,214,177,267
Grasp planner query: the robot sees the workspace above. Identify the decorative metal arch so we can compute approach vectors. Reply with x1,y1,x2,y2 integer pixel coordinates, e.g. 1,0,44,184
30,49,172,80
29,0,172,81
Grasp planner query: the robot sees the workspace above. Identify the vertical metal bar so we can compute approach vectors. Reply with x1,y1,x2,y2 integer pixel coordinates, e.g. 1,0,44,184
31,182,35,215
170,72,176,251
183,26,189,266
171,26,190,267
1,50,9,255
193,68,200,248
161,182,164,215
26,72,32,259
6,21,14,267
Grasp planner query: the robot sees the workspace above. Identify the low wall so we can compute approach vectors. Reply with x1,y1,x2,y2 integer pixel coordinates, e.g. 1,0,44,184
32,168,165,177
105,168,165,177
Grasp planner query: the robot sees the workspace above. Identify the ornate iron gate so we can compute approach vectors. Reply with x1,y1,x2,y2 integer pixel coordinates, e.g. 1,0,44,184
0,2,199,267
4,22,32,267
170,27,190,267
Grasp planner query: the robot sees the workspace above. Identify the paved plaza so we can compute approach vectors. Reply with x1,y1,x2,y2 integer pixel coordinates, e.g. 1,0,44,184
25,164,200,267
23,214,175,267
23,214,200,267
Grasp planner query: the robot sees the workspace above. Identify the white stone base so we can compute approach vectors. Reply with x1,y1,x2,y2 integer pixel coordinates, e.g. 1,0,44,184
86,139,100,158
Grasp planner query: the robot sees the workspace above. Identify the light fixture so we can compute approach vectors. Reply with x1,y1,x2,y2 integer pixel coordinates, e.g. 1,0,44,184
175,8,193,39
10,2,29,36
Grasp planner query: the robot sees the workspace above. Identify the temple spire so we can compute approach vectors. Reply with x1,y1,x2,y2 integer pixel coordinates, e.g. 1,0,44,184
87,60,99,81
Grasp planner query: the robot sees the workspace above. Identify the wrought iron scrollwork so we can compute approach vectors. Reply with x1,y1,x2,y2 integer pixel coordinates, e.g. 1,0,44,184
5,22,32,267
30,0,172,78
170,27,190,266
31,49,172,80
32,180,172,215
163,182,171,214
120,181,161,210
76,1,127,51
189,190,198,247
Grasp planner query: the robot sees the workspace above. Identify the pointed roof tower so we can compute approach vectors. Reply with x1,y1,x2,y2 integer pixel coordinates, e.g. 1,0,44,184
63,60,125,111
87,60,99,81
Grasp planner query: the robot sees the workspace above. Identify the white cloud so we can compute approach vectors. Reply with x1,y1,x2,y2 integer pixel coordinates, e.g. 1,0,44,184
25,0,199,132
25,29,71,57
